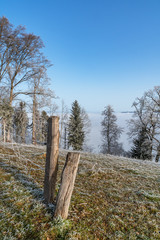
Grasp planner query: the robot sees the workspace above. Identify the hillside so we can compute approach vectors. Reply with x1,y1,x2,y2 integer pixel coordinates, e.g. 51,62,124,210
0,143,160,240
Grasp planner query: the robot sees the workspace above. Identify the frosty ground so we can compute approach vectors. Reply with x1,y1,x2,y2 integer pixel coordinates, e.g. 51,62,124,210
0,142,160,239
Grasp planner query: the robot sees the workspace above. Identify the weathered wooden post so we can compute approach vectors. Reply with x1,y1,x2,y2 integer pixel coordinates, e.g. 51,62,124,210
54,152,80,219
44,116,59,203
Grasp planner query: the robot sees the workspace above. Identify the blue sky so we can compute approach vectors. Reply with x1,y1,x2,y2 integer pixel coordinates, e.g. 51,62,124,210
1,0,160,112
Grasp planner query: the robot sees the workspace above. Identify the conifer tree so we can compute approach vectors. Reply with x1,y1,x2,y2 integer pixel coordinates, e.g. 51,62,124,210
130,127,152,160
68,100,85,150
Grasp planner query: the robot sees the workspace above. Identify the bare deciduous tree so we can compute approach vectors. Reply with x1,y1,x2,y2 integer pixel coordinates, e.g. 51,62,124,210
101,105,123,155
28,68,55,145
0,17,15,83
129,86,160,162
0,17,53,142
59,100,68,148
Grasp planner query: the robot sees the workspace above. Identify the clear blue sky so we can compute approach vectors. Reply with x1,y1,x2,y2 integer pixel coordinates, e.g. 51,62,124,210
1,0,160,112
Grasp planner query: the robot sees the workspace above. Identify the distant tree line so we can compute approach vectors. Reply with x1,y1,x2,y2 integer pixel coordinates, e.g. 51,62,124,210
65,90,160,163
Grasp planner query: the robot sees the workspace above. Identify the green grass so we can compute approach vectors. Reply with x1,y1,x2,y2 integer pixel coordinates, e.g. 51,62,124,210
0,143,160,239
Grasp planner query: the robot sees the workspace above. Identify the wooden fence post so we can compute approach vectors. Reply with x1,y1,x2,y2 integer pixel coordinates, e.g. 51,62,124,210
44,116,59,203
54,152,80,219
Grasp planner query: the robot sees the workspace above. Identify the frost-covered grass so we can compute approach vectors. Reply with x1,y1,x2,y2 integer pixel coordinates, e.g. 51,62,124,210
0,142,160,239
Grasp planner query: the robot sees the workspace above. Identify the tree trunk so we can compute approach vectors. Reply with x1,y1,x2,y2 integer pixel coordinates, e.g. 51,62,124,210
64,127,67,149
44,116,59,203
21,127,26,143
155,145,160,162
9,84,14,105
3,119,6,143
6,128,11,142
16,128,19,143
6,83,14,143
32,91,36,145
54,152,80,219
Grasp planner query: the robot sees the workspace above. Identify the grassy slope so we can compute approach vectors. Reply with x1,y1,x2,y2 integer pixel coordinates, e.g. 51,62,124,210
0,143,160,240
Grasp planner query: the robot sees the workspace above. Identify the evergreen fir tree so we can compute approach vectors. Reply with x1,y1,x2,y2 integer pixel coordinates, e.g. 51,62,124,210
68,100,85,150
130,127,152,160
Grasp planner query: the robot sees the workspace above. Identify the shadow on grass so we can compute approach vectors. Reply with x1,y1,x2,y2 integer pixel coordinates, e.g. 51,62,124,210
0,161,56,215
0,160,72,240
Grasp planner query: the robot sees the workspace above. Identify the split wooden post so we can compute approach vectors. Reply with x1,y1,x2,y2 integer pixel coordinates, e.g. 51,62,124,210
44,116,59,203
54,152,80,219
